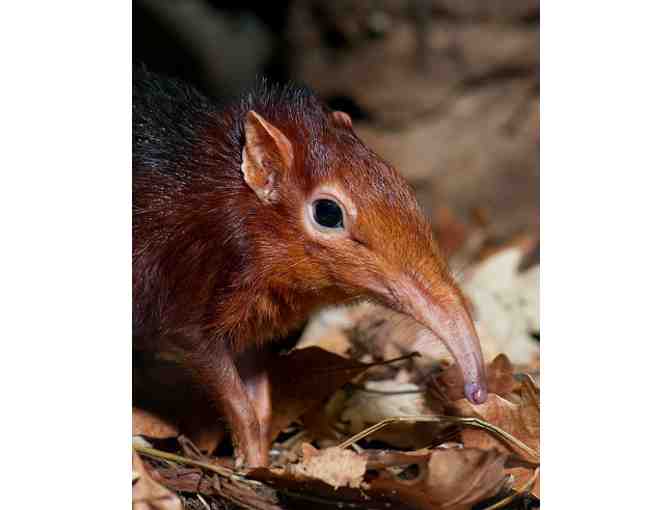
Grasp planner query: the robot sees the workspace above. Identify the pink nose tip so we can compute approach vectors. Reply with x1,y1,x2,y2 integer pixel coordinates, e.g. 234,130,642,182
464,381,488,405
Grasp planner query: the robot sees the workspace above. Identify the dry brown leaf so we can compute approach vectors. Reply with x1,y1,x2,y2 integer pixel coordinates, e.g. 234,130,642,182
250,460,408,509
140,451,283,510
250,445,507,510
451,375,539,461
133,407,178,439
368,448,509,510
134,346,372,453
268,346,371,440
447,375,540,497
133,352,227,454
132,450,182,510
430,353,520,403
363,447,434,469
300,389,349,443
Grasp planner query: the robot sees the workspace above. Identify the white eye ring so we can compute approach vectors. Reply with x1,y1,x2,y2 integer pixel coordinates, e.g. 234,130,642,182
303,187,357,239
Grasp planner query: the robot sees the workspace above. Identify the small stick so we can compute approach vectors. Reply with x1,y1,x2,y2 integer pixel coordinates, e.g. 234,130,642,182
196,493,212,510
306,352,420,373
348,384,425,395
133,445,238,479
337,415,539,463
178,434,206,460
481,467,540,510
367,352,421,366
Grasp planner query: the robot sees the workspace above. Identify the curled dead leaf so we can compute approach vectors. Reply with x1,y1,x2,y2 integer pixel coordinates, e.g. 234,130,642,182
447,375,540,497
268,346,371,440
369,448,509,510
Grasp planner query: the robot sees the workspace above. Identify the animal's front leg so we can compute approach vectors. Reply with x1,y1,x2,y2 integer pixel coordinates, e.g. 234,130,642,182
237,345,272,461
186,343,266,468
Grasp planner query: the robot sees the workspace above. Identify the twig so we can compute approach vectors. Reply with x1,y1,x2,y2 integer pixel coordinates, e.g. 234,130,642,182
347,384,425,395
178,434,206,460
196,493,211,510
481,467,540,510
133,445,238,479
368,352,421,366
306,351,420,373
337,415,539,463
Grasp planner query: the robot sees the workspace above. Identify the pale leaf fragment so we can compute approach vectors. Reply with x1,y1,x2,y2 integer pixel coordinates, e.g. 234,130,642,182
463,243,539,365
288,444,367,489
341,380,438,448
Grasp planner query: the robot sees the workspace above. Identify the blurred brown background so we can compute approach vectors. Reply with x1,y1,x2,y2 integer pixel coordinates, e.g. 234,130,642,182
134,0,538,243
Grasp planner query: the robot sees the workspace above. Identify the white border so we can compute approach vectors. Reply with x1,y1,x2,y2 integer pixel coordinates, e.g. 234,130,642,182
1,4,131,509
2,1,672,508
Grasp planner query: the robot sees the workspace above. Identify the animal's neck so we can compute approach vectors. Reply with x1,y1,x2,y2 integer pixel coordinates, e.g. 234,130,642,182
210,278,343,351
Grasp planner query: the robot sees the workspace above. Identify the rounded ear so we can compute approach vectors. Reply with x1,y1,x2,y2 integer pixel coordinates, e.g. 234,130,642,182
331,110,353,129
242,111,294,204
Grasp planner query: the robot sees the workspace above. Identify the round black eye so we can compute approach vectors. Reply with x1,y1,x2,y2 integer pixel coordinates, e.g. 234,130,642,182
313,199,344,229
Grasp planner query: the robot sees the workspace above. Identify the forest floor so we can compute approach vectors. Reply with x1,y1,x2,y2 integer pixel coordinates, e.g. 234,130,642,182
133,2,539,508
133,213,540,510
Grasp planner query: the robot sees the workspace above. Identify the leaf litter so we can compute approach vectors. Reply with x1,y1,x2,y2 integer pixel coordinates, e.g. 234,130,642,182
133,218,540,509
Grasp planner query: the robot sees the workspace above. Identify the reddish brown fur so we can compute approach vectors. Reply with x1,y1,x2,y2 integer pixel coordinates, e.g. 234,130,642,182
134,84,445,354
133,72,485,467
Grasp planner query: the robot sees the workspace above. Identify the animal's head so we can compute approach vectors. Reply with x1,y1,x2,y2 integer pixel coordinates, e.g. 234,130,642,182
238,87,487,404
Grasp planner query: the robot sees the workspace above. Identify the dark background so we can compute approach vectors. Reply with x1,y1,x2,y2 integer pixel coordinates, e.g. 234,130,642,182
134,0,539,243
